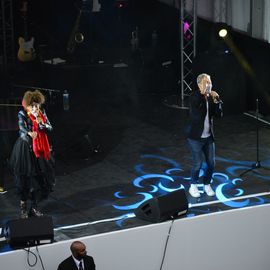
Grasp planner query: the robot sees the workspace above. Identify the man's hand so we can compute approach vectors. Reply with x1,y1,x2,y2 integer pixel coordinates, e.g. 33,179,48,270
210,91,220,103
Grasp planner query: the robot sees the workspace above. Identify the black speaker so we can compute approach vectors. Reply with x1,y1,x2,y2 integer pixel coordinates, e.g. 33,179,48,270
4,216,54,248
134,189,188,223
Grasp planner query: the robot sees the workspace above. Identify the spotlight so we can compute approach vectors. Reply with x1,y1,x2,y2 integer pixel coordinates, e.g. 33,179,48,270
215,23,231,39
183,21,192,40
219,28,228,38
210,22,231,54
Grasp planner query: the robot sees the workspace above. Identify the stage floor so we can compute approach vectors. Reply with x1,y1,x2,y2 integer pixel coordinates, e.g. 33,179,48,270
1,67,270,253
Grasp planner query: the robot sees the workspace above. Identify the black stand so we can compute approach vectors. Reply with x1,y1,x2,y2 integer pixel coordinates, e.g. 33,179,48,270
239,98,270,177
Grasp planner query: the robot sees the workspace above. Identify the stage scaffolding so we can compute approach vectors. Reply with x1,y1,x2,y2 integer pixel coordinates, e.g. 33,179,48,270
163,0,197,110
179,0,197,109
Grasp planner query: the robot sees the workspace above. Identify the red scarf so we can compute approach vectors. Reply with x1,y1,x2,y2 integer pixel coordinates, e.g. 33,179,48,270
28,111,51,160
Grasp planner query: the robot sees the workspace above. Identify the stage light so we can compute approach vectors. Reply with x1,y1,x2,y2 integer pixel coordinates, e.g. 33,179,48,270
219,28,228,38
183,21,190,34
183,21,191,40
115,0,128,9
215,23,231,39
209,23,231,54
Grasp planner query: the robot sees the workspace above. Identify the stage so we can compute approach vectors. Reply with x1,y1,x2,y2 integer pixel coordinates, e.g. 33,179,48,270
1,64,270,252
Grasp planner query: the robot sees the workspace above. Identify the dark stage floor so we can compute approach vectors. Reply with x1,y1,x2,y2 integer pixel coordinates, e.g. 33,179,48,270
1,63,270,253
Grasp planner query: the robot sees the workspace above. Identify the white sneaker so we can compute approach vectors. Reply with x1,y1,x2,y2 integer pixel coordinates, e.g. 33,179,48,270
189,184,200,198
204,184,215,196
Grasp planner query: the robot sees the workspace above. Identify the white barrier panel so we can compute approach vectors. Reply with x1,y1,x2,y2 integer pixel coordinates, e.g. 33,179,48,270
1,203,270,270
164,203,270,270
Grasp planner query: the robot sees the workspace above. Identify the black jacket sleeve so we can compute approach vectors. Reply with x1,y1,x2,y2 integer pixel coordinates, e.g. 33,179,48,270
38,109,53,131
18,110,31,136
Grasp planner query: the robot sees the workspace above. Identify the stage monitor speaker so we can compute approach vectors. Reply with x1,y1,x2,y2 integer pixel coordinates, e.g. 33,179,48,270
134,189,188,223
4,216,54,248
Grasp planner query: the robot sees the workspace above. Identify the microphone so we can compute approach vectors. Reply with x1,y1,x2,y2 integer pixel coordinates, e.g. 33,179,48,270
213,96,223,104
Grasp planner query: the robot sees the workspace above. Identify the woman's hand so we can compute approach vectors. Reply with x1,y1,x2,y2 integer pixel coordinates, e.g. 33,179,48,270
28,131,37,139
36,116,43,124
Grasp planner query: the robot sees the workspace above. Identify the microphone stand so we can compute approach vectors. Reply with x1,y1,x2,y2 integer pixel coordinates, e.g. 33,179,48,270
12,84,62,106
239,98,270,177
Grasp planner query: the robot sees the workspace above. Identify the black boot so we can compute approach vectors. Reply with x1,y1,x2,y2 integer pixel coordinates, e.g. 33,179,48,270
29,191,44,217
20,201,28,219
29,207,43,217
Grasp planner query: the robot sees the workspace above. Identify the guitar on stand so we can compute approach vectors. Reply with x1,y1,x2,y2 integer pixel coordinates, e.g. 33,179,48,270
17,1,36,62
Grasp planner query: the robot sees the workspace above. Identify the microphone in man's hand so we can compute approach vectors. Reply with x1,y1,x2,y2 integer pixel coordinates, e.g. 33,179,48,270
213,95,223,104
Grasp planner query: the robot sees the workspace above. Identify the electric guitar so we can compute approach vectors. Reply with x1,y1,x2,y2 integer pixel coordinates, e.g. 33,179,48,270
17,1,36,62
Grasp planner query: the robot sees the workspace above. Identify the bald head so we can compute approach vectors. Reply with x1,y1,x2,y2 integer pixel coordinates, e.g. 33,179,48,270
70,241,87,260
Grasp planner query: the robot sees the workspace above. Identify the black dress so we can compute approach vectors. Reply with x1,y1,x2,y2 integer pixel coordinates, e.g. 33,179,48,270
9,109,55,200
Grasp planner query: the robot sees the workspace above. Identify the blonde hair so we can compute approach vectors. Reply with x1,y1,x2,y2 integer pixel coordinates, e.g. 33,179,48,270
197,73,210,85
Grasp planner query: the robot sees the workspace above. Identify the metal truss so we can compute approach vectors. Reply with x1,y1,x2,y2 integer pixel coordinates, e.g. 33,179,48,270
0,0,15,73
179,0,197,109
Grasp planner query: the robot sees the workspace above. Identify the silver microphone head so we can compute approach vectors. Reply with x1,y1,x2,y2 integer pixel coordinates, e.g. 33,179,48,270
205,84,212,94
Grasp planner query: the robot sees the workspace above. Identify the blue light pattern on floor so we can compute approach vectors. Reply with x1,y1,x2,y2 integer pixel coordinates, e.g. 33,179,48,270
113,154,270,211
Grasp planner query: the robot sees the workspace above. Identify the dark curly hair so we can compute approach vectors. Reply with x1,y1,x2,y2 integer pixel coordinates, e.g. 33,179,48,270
22,90,45,108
